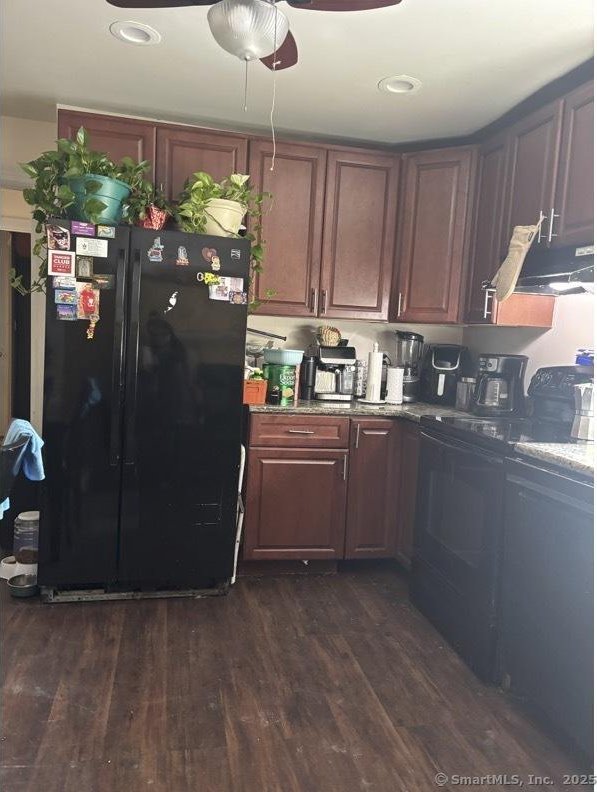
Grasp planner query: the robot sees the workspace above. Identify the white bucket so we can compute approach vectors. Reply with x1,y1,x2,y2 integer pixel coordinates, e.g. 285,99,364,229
204,198,246,238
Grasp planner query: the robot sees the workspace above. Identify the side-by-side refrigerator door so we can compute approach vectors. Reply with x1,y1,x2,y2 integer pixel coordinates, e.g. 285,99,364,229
39,226,130,589
119,230,250,590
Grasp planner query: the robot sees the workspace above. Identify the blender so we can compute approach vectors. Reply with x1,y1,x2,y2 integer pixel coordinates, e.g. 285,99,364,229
395,331,424,402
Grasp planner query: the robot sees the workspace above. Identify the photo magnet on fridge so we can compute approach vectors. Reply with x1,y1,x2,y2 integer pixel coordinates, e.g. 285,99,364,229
46,223,71,251
76,256,94,278
93,273,115,290
52,275,76,290
56,304,77,321
54,289,77,305
48,250,76,276
71,221,95,237
75,237,108,257
96,225,116,239
76,282,100,320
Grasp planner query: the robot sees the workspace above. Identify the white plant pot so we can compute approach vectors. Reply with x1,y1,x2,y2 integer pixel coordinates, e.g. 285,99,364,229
204,198,246,238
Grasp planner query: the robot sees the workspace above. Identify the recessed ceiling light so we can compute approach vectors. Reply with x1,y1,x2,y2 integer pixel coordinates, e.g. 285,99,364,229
109,21,161,46
378,75,422,95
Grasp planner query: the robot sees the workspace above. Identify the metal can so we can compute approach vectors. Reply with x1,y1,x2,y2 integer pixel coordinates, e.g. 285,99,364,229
264,363,297,407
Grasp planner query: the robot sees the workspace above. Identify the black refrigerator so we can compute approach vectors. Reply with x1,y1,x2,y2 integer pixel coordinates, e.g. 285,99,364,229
38,225,250,595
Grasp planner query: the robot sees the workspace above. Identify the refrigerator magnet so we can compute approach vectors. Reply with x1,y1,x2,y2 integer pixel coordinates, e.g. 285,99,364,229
164,291,178,314
76,256,94,278
75,237,108,258
201,246,217,263
196,272,220,285
56,304,77,321
229,291,247,305
148,237,164,262
92,273,114,290
208,276,243,302
76,282,100,320
97,225,116,239
176,245,189,266
52,275,76,290
54,289,77,305
71,221,95,237
231,248,241,260
46,223,71,251
48,250,76,276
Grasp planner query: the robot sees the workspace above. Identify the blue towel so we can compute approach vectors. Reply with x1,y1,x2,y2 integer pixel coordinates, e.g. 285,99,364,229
0,419,45,519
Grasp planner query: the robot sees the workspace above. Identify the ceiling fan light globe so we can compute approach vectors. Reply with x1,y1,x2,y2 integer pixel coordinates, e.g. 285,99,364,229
207,0,290,61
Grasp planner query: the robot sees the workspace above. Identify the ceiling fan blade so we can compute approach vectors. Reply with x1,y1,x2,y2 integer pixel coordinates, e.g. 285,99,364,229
106,0,215,7
260,30,298,71
286,0,402,9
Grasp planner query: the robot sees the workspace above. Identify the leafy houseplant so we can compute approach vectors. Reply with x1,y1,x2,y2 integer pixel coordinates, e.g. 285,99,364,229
176,172,272,310
124,181,172,230
12,127,154,294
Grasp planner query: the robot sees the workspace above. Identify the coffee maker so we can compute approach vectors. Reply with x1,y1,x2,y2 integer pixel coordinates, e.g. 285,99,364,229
395,331,424,403
471,354,528,417
420,345,469,406
310,345,357,402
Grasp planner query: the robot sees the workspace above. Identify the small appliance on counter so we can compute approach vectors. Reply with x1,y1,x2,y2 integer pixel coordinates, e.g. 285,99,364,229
312,345,357,402
527,365,594,441
471,354,528,417
420,344,470,406
395,331,424,403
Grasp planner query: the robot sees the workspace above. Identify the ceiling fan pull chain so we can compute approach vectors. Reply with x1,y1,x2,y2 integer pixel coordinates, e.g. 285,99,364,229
243,58,249,113
269,5,279,171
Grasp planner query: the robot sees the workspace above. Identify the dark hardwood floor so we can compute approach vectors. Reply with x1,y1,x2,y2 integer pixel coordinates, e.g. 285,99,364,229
1,563,587,791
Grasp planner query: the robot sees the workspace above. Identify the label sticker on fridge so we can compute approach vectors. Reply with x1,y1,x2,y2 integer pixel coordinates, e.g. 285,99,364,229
176,245,189,266
56,304,77,321
97,225,116,239
208,276,243,302
76,237,108,257
48,250,76,276
52,275,76,290
93,273,114,290
148,237,164,262
54,289,77,305
76,256,93,278
71,221,95,237
46,223,71,251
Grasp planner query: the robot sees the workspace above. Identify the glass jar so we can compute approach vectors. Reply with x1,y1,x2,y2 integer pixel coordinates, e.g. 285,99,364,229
455,378,476,412
13,511,39,565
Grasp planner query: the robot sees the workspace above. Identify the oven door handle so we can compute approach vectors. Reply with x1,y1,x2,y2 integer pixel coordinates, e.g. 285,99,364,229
420,430,504,466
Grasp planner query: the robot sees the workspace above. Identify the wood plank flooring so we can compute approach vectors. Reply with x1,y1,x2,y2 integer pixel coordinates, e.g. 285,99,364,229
0,563,588,791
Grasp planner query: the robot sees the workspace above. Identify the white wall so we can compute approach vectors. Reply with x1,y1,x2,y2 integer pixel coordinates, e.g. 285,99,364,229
462,293,594,386
1,115,56,189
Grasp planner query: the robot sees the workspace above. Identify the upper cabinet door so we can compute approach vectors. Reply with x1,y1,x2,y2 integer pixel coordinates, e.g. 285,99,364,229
155,126,248,200
553,82,594,247
248,139,326,317
319,150,400,321
57,110,156,179
464,132,509,323
501,99,563,253
395,147,475,324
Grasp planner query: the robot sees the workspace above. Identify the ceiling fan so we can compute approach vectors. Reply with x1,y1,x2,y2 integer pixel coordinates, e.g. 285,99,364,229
106,0,403,70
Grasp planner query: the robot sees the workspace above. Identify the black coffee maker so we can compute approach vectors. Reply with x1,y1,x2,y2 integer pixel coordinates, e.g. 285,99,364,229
471,354,528,417
421,344,469,406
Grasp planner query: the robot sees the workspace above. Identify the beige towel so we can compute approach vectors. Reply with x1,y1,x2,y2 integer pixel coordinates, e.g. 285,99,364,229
491,221,542,301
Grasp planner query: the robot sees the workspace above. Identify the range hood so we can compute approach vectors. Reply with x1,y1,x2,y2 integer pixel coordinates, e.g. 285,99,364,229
515,243,594,295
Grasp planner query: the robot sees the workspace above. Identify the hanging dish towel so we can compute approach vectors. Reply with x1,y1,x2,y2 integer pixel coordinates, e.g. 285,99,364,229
491,221,542,302
0,419,45,519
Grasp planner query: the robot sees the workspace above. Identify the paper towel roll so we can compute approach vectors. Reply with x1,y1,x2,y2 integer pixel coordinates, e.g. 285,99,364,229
365,343,383,402
386,367,404,404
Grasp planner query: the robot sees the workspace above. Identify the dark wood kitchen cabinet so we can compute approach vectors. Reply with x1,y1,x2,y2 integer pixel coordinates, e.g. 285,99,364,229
344,419,399,559
248,139,326,316
552,81,594,247
319,149,400,321
395,146,475,324
501,99,563,254
57,110,156,178
155,125,248,200
244,448,348,560
464,132,509,323
394,422,420,568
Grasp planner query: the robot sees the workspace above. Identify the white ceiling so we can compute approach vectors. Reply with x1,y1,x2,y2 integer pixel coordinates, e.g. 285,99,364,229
1,0,593,144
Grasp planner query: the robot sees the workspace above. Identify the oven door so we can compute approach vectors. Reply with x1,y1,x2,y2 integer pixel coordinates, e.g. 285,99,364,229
410,429,505,681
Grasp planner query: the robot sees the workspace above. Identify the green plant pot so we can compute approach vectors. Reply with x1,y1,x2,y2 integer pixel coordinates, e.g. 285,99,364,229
66,174,131,225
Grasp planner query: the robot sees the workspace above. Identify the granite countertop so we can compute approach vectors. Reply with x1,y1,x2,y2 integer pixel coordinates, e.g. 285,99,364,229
249,399,464,423
249,400,595,478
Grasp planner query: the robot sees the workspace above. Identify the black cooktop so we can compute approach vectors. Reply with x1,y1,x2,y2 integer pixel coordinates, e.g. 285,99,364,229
420,415,575,453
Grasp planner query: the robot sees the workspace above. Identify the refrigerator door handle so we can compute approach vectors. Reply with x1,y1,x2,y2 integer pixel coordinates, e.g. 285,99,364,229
109,247,128,466
124,248,142,465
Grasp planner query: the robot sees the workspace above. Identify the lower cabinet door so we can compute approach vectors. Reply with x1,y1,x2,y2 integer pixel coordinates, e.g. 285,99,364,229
244,448,348,560
344,419,399,559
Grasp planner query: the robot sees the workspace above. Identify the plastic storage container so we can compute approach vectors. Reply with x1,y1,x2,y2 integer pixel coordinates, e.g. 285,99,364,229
13,511,39,565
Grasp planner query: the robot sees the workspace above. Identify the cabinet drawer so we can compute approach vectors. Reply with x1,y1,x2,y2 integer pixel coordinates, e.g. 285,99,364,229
250,414,349,448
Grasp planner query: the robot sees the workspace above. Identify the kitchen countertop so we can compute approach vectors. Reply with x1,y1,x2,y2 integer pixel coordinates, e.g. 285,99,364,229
249,400,595,478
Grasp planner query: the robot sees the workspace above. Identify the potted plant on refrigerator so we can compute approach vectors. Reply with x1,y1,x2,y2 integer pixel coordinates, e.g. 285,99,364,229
123,182,173,230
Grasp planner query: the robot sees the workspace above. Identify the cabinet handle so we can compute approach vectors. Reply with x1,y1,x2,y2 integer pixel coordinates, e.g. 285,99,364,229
342,455,348,481
482,288,494,320
397,292,403,318
355,423,361,449
536,210,547,243
309,287,316,313
287,429,315,434
320,289,328,314
547,207,560,244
